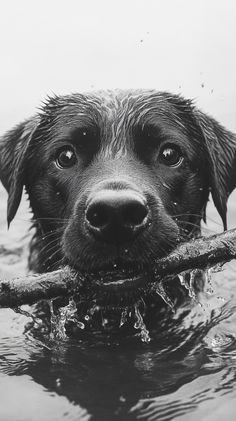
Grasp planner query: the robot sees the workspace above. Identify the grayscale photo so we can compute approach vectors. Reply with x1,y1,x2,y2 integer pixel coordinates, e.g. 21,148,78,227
0,1,236,420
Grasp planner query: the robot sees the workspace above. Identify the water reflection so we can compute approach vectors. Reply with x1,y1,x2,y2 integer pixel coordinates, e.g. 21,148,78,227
1,283,236,420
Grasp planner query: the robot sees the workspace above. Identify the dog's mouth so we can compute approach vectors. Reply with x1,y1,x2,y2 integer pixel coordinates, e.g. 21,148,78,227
75,262,157,292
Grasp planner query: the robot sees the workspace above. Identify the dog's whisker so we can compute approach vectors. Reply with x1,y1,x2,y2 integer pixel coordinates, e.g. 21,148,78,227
50,260,64,272
178,221,201,229
43,242,60,256
41,230,63,241
178,220,214,234
38,238,61,256
31,218,71,225
173,213,202,218
47,248,62,264
174,213,223,227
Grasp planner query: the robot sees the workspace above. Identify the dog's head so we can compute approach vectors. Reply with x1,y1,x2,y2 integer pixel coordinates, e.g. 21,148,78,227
1,90,236,291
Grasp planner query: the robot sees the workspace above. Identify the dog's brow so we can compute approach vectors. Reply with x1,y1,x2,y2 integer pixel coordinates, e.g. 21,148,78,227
133,123,163,139
42,92,193,159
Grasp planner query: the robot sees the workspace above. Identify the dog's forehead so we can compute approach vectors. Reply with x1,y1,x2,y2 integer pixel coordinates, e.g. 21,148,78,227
44,90,193,130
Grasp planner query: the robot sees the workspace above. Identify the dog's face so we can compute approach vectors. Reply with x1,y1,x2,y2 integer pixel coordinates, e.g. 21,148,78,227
1,90,236,292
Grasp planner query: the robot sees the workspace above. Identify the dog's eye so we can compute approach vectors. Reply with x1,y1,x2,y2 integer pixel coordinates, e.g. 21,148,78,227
55,147,77,168
159,145,183,167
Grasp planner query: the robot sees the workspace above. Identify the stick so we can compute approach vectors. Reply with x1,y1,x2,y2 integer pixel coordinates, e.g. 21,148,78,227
0,267,80,308
0,228,236,308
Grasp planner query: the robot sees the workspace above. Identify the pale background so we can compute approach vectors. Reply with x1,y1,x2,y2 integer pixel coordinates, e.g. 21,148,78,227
0,0,236,242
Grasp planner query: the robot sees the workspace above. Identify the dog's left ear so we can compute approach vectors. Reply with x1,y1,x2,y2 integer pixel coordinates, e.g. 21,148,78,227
195,109,236,230
0,116,40,226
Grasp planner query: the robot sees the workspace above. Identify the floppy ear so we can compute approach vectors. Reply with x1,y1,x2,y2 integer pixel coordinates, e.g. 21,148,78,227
0,116,40,226
195,109,236,230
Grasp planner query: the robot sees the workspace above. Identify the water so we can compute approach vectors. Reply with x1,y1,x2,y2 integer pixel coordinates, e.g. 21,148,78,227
1,186,236,420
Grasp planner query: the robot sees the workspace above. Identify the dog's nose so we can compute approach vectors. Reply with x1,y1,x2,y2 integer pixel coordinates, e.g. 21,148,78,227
85,190,149,243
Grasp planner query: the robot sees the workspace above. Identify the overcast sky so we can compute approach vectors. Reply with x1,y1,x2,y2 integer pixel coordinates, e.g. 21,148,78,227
0,0,236,133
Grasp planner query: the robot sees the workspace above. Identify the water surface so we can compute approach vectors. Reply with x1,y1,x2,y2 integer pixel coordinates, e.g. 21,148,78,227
0,185,236,420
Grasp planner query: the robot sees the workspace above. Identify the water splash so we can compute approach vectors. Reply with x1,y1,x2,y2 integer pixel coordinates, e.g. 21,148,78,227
154,281,175,309
119,307,128,327
178,271,198,300
49,297,84,340
134,306,151,343
48,297,151,343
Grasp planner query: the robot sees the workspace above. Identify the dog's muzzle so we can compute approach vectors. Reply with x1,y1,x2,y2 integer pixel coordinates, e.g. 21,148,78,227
85,189,150,244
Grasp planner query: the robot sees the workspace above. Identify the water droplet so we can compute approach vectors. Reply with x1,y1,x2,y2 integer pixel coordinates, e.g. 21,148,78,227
119,308,128,327
113,263,117,268
178,273,185,285
173,202,178,206
89,305,100,315
84,315,90,321
124,249,129,254
205,268,214,295
56,378,61,388
102,318,108,327
216,296,226,302
77,321,85,329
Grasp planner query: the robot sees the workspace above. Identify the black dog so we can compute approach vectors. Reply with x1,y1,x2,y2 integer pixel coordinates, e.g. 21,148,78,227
1,90,236,317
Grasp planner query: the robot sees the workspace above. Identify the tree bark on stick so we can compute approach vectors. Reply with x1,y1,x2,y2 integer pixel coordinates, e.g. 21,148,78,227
0,228,236,308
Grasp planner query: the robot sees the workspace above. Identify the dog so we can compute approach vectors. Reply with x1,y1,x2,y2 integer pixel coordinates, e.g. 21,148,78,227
1,90,236,332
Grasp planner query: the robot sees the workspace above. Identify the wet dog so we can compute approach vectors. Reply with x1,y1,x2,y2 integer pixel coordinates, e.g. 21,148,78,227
0,90,236,320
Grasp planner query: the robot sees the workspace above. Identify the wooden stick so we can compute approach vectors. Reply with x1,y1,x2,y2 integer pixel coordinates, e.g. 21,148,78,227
0,228,236,308
153,228,236,276
0,266,80,308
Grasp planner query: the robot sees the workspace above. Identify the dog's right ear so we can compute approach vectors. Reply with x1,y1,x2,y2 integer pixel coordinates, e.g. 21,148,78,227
194,109,236,230
0,116,40,226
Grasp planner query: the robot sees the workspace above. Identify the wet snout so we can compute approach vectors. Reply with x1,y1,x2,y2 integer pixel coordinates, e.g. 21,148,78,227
85,188,149,244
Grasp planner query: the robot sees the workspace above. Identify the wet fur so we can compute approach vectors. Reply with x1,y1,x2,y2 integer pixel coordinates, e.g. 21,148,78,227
1,90,236,290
